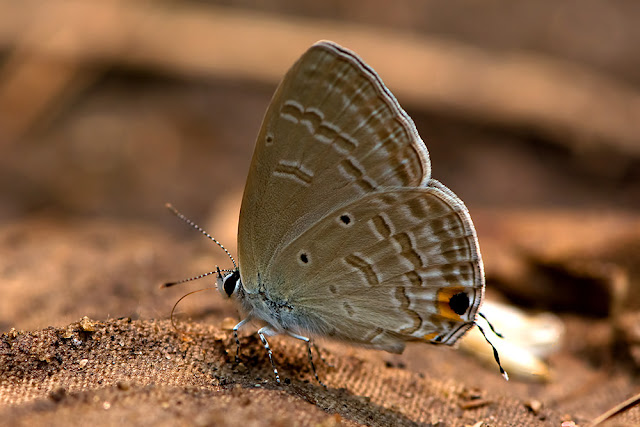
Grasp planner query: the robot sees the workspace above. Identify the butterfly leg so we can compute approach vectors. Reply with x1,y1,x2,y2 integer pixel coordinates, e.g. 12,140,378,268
257,326,281,384
312,342,334,368
288,332,326,388
232,317,251,363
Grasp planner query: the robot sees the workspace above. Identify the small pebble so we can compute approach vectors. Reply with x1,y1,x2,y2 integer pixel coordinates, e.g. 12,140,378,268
525,399,543,415
117,381,131,391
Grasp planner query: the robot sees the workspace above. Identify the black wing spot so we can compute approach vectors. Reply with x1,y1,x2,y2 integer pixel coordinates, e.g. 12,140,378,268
300,253,309,264
449,292,470,315
339,214,352,225
266,133,274,144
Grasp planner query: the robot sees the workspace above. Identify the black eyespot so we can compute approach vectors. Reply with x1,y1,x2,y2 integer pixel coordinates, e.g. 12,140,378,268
340,214,351,225
266,134,274,144
223,270,240,297
300,253,309,263
449,292,470,315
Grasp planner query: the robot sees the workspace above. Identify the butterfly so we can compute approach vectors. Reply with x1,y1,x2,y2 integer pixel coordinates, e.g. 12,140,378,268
167,40,505,385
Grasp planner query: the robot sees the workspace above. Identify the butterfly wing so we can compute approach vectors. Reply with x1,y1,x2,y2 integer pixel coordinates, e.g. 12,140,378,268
238,41,431,290
267,182,484,352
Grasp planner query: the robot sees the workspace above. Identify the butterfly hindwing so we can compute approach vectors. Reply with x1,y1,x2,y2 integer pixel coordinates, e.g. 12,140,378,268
265,182,484,351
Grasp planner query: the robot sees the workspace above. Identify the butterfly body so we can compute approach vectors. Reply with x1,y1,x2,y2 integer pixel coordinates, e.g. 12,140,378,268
213,40,491,382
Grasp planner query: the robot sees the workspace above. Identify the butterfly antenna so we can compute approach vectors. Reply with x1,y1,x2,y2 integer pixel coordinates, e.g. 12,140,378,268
163,269,233,288
476,322,509,381
165,203,236,269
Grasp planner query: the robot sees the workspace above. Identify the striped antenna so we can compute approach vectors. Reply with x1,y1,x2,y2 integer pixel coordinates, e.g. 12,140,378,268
163,269,235,288
165,203,236,269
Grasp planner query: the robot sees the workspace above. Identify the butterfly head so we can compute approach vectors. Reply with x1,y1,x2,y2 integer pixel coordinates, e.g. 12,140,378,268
216,267,241,299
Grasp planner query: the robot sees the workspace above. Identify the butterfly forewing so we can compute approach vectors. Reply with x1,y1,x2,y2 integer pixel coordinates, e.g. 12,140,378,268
238,42,431,288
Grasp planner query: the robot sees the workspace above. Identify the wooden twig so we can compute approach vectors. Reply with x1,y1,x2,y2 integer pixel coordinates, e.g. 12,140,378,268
590,390,640,426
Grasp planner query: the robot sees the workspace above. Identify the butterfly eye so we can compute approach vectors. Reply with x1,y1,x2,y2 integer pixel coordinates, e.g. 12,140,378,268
449,292,470,315
223,270,240,297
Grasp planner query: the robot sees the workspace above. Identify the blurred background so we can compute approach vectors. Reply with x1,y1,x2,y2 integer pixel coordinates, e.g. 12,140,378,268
1,0,640,419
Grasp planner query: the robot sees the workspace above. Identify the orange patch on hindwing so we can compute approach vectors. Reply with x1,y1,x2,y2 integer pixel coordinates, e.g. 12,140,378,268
436,286,469,321
423,332,438,341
